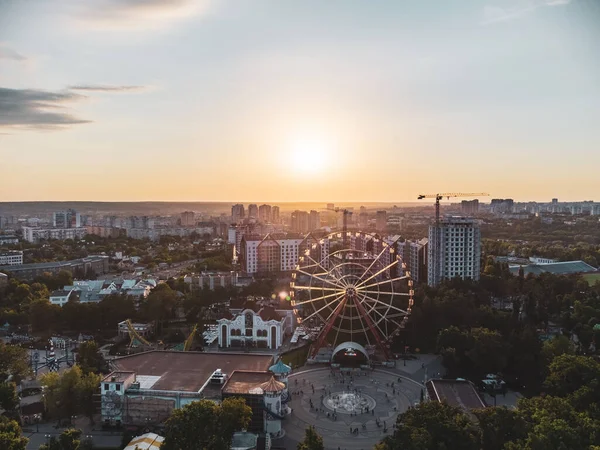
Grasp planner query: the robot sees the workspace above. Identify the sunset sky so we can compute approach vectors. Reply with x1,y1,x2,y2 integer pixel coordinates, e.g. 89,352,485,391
1,0,598,202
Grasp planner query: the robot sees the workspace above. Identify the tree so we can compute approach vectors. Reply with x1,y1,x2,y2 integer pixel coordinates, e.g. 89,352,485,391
162,398,252,450
0,342,30,383
377,401,480,450
474,407,527,450
40,366,101,425
76,341,106,374
39,428,82,450
0,416,27,450
297,426,324,450
0,382,20,419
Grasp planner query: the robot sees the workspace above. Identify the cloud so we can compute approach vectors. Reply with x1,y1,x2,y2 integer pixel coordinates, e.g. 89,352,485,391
71,0,210,30
69,84,147,92
0,45,26,61
482,0,572,24
0,87,90,129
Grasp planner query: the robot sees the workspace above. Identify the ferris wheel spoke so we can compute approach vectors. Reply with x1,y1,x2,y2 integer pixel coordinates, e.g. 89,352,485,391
295,268,343,289
359,290,410,296
300,293,345,324
353,302,372,346
356,275,408,291
357,243,391,278
292,290,345,307
293,285,340,292
355,258,399,289
372,309,404,331
360,294,409,316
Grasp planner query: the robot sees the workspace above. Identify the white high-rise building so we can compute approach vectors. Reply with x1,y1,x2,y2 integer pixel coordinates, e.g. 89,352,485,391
428,217,481,286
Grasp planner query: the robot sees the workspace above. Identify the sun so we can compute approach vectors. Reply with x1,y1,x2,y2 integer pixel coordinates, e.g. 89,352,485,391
288,135,332,175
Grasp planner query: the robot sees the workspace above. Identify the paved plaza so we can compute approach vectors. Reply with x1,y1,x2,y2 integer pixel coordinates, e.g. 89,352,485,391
279,367,425,450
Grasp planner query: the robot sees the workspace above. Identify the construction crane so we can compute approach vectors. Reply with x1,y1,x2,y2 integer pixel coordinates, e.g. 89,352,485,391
417,193,489,226
183,325,198,351
418,193,489,285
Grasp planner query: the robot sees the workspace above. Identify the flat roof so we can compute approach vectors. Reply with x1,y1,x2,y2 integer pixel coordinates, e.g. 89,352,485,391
222,371,273,395
426,379,486,411
509,260,597,276
102,371,136,383
113,351,273,393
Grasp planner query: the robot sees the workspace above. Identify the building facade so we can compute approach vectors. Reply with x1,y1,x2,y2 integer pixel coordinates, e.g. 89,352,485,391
259,205,272,223
376,211,387,232
217,307,285,349
180,211,195,227
22,226,87,243
53,209,81,228
248,204,259,219
0,251,23,266
428,217,481,286
231,204,245,223
240,234,307,274
291,211,309,233
0,255,109,281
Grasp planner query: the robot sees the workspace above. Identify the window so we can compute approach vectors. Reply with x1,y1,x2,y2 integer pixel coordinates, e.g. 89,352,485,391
104,383,109,390
116,384,121,391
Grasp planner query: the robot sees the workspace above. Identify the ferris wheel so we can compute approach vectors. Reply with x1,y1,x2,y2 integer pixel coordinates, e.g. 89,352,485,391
290,231,414,360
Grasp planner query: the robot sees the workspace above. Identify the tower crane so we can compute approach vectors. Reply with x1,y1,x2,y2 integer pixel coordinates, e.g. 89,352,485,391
418,193,489,285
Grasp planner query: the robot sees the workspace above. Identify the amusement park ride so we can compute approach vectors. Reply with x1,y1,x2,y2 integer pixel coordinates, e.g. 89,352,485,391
124,319,198,352
291,230,415,362
30,340,75,375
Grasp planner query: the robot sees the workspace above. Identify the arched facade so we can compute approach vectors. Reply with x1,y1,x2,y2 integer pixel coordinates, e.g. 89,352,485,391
217,308,284,349
332,341,370,367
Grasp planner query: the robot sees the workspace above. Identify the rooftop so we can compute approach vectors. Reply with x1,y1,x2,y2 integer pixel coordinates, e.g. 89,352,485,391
222,371,273,395
124,433,164,450
102,371,136,383
509,260,597,276
426,379,486,411
113,351,273,393
0,255,108,271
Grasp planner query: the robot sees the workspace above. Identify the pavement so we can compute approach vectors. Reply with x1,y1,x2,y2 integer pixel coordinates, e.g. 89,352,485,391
278,355,444,450
23,419,122,450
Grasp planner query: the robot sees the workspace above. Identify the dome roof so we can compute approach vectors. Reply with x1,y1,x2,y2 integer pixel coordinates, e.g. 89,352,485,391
260,376,285,393
332,341,370,360
269,359,291,374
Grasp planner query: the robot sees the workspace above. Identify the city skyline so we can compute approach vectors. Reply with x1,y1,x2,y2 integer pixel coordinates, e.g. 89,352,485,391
1,0,599,202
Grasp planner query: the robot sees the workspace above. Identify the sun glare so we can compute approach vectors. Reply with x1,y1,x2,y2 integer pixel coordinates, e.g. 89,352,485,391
288,135,333,175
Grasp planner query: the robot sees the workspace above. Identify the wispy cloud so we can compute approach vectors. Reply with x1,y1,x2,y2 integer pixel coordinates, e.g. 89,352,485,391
0,45,27,61
69,84,147,92
482,0,572,24
71,0,211,31
0,87,90,129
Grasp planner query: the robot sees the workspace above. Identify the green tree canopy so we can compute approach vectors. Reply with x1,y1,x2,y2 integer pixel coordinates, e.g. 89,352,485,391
162,398,252,450
297,426,324,450
0,416,27,450
377,401,480,450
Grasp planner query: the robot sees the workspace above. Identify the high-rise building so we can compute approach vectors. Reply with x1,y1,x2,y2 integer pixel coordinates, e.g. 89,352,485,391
291,210,309,233
271,206,280,224
358,213,368,229
461,200,479,216
259,204,272,223
309,210,320,231
53,209,80,228
326,203,335,211
181,211,195,227
427,217,481,287
397,239,428,284
376,211,387,232
490,199,514,215
231,204,245,223
248,204,259,219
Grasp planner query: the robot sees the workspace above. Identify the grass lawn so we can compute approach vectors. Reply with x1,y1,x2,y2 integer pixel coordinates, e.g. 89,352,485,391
582,273,600,286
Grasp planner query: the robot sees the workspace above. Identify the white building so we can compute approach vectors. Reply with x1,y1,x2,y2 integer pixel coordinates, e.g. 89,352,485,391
0,235,19,245
217,307,285,349
22,226,87,243
240,233,326,275
0,251,23,266
428,217,481,286
49,279,157,306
